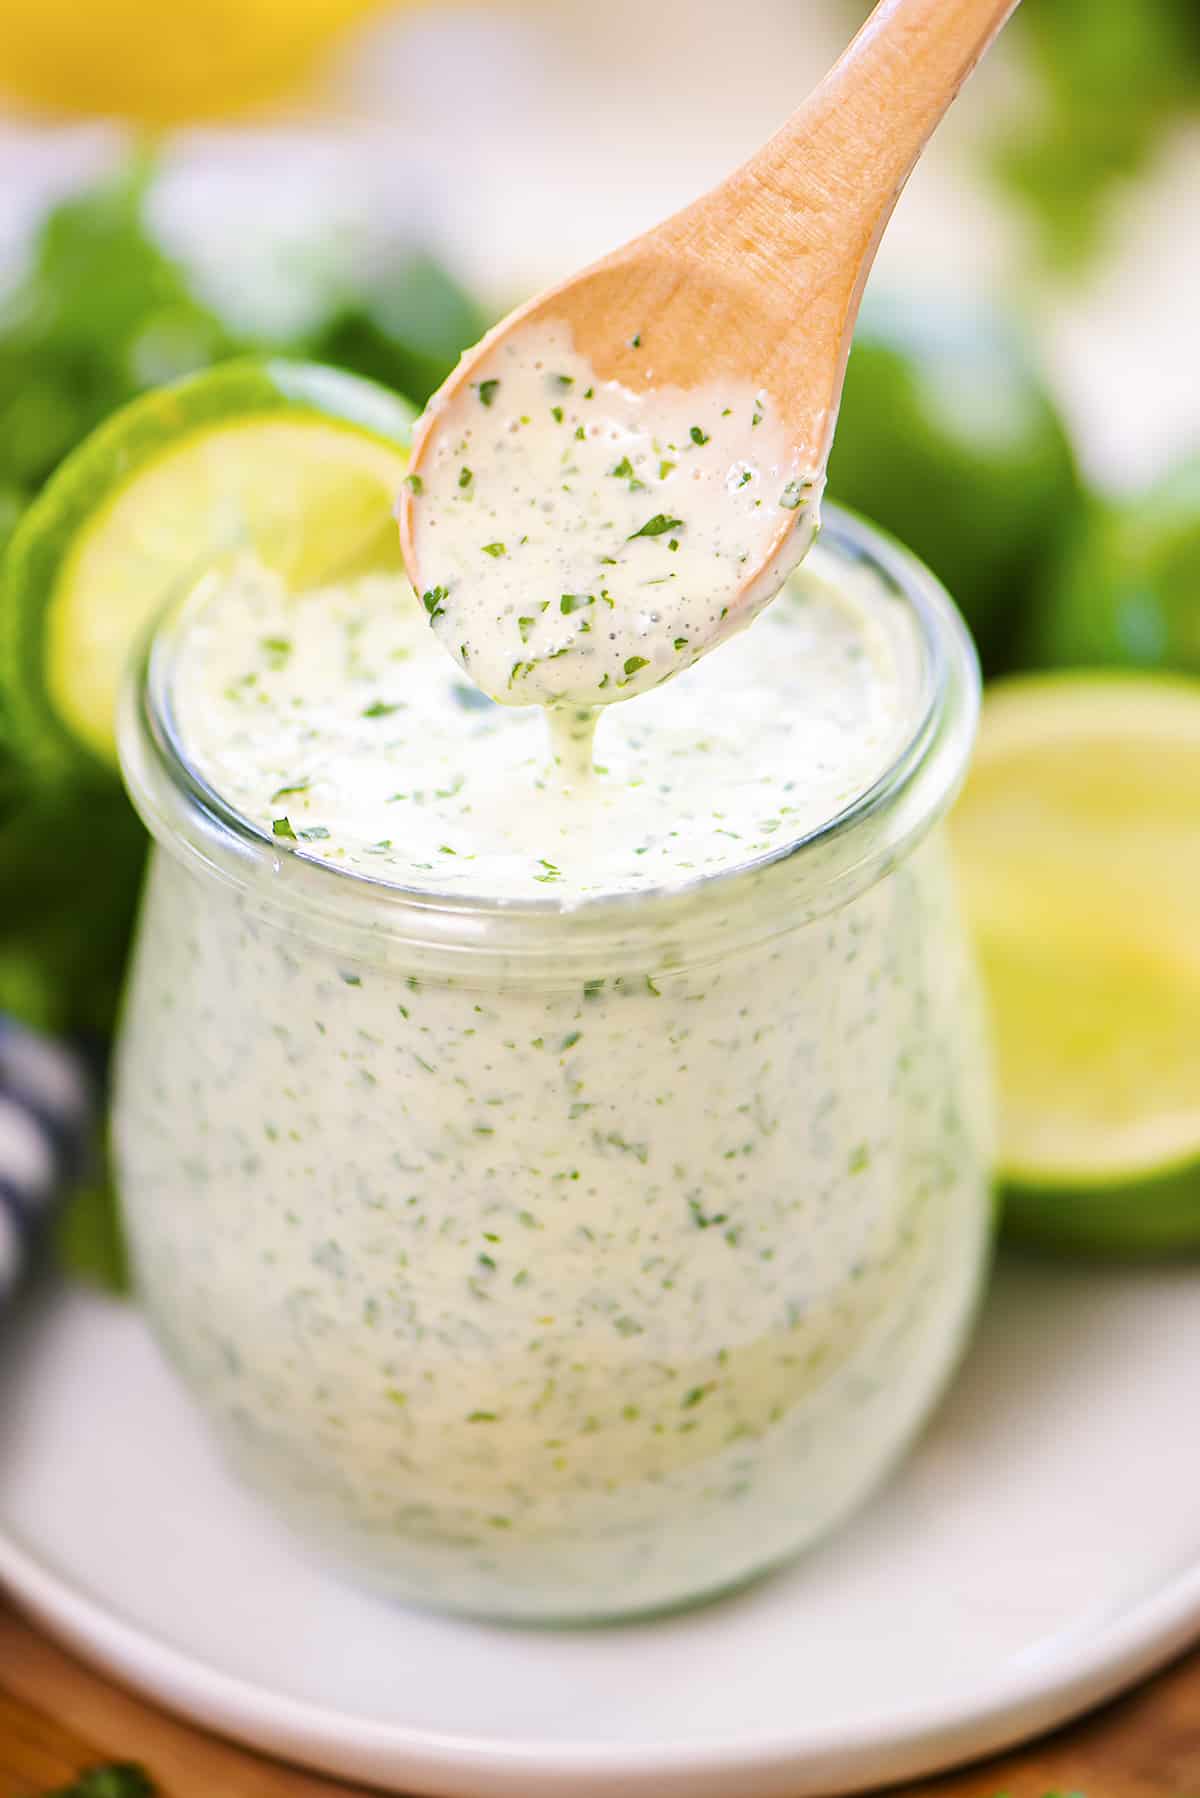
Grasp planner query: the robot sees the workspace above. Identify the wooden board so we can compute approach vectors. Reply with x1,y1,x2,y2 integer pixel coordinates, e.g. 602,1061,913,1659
2,1600,1199,1797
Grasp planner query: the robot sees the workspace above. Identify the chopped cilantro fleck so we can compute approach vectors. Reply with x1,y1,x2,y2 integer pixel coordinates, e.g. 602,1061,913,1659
481,541,506,557
270,778,310,801
422,585,448,619
404,473,423,494
623,655,650,677
271,816,296,840
458,465,473,488
477,379,499,406
363,700,403,718
689,425,710,446
780,479,808,510
628,514,683,540
551,405,564,424
560,593,593,614
518,616,536,643
673,637,688,651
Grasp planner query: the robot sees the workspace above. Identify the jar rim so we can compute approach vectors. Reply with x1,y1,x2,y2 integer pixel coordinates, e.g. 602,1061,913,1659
118,505,979,972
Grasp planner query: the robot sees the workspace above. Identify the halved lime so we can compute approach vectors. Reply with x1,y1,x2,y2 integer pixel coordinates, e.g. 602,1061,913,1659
951,673,1200,1255
1,357,414,774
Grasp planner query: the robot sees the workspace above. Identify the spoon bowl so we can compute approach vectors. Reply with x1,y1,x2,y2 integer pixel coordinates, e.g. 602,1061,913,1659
400,0,1019,706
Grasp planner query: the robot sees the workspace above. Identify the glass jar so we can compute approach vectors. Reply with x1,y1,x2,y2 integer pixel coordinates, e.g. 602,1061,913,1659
112,509,993,1622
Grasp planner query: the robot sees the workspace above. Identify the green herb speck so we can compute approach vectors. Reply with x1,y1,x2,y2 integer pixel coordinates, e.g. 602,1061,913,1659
628,514,683,540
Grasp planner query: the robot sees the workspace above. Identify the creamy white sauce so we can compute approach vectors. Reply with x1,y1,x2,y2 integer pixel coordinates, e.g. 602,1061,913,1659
404,321,821,712
170,548,913,901
113,538,992,1619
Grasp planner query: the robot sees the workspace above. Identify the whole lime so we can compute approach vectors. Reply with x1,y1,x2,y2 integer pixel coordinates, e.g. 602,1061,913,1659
828,292,1080,673
1030,455,1200,673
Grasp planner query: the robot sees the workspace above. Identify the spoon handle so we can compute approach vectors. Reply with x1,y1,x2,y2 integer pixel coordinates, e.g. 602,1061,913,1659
756,0,1021,240
655,0,1020,465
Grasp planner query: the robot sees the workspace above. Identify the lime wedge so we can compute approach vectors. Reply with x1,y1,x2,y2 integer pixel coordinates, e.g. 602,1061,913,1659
1,357,414,773
951,673,1200,1254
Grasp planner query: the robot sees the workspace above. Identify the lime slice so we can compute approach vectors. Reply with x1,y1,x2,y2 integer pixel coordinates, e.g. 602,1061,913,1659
1,357,414,773
951,673,1200,1255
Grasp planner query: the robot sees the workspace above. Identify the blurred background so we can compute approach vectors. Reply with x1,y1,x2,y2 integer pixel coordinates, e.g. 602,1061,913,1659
0,0,1198,1278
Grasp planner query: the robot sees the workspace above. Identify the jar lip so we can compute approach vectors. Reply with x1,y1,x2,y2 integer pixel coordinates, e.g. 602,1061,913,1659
120,505,979,956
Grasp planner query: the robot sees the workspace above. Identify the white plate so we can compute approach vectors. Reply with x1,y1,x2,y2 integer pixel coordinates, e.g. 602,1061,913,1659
2,1256,1199,1797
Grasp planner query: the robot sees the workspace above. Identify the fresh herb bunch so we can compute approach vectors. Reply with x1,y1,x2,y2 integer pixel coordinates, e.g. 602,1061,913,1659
989,0,1200,267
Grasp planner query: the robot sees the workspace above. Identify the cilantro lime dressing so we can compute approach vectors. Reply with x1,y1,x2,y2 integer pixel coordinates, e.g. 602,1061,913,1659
404,322,821,718
168,549,915,899
113,522,992,1620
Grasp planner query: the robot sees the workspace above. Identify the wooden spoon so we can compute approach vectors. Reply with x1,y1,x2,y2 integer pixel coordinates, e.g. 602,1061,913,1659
400,0,1019,690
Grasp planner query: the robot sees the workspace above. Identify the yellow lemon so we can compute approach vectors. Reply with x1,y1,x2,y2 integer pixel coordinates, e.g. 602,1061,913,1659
0,0,390,124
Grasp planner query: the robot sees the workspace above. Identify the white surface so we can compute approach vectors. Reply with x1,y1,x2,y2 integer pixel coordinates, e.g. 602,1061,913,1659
2,1258,1199,1796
